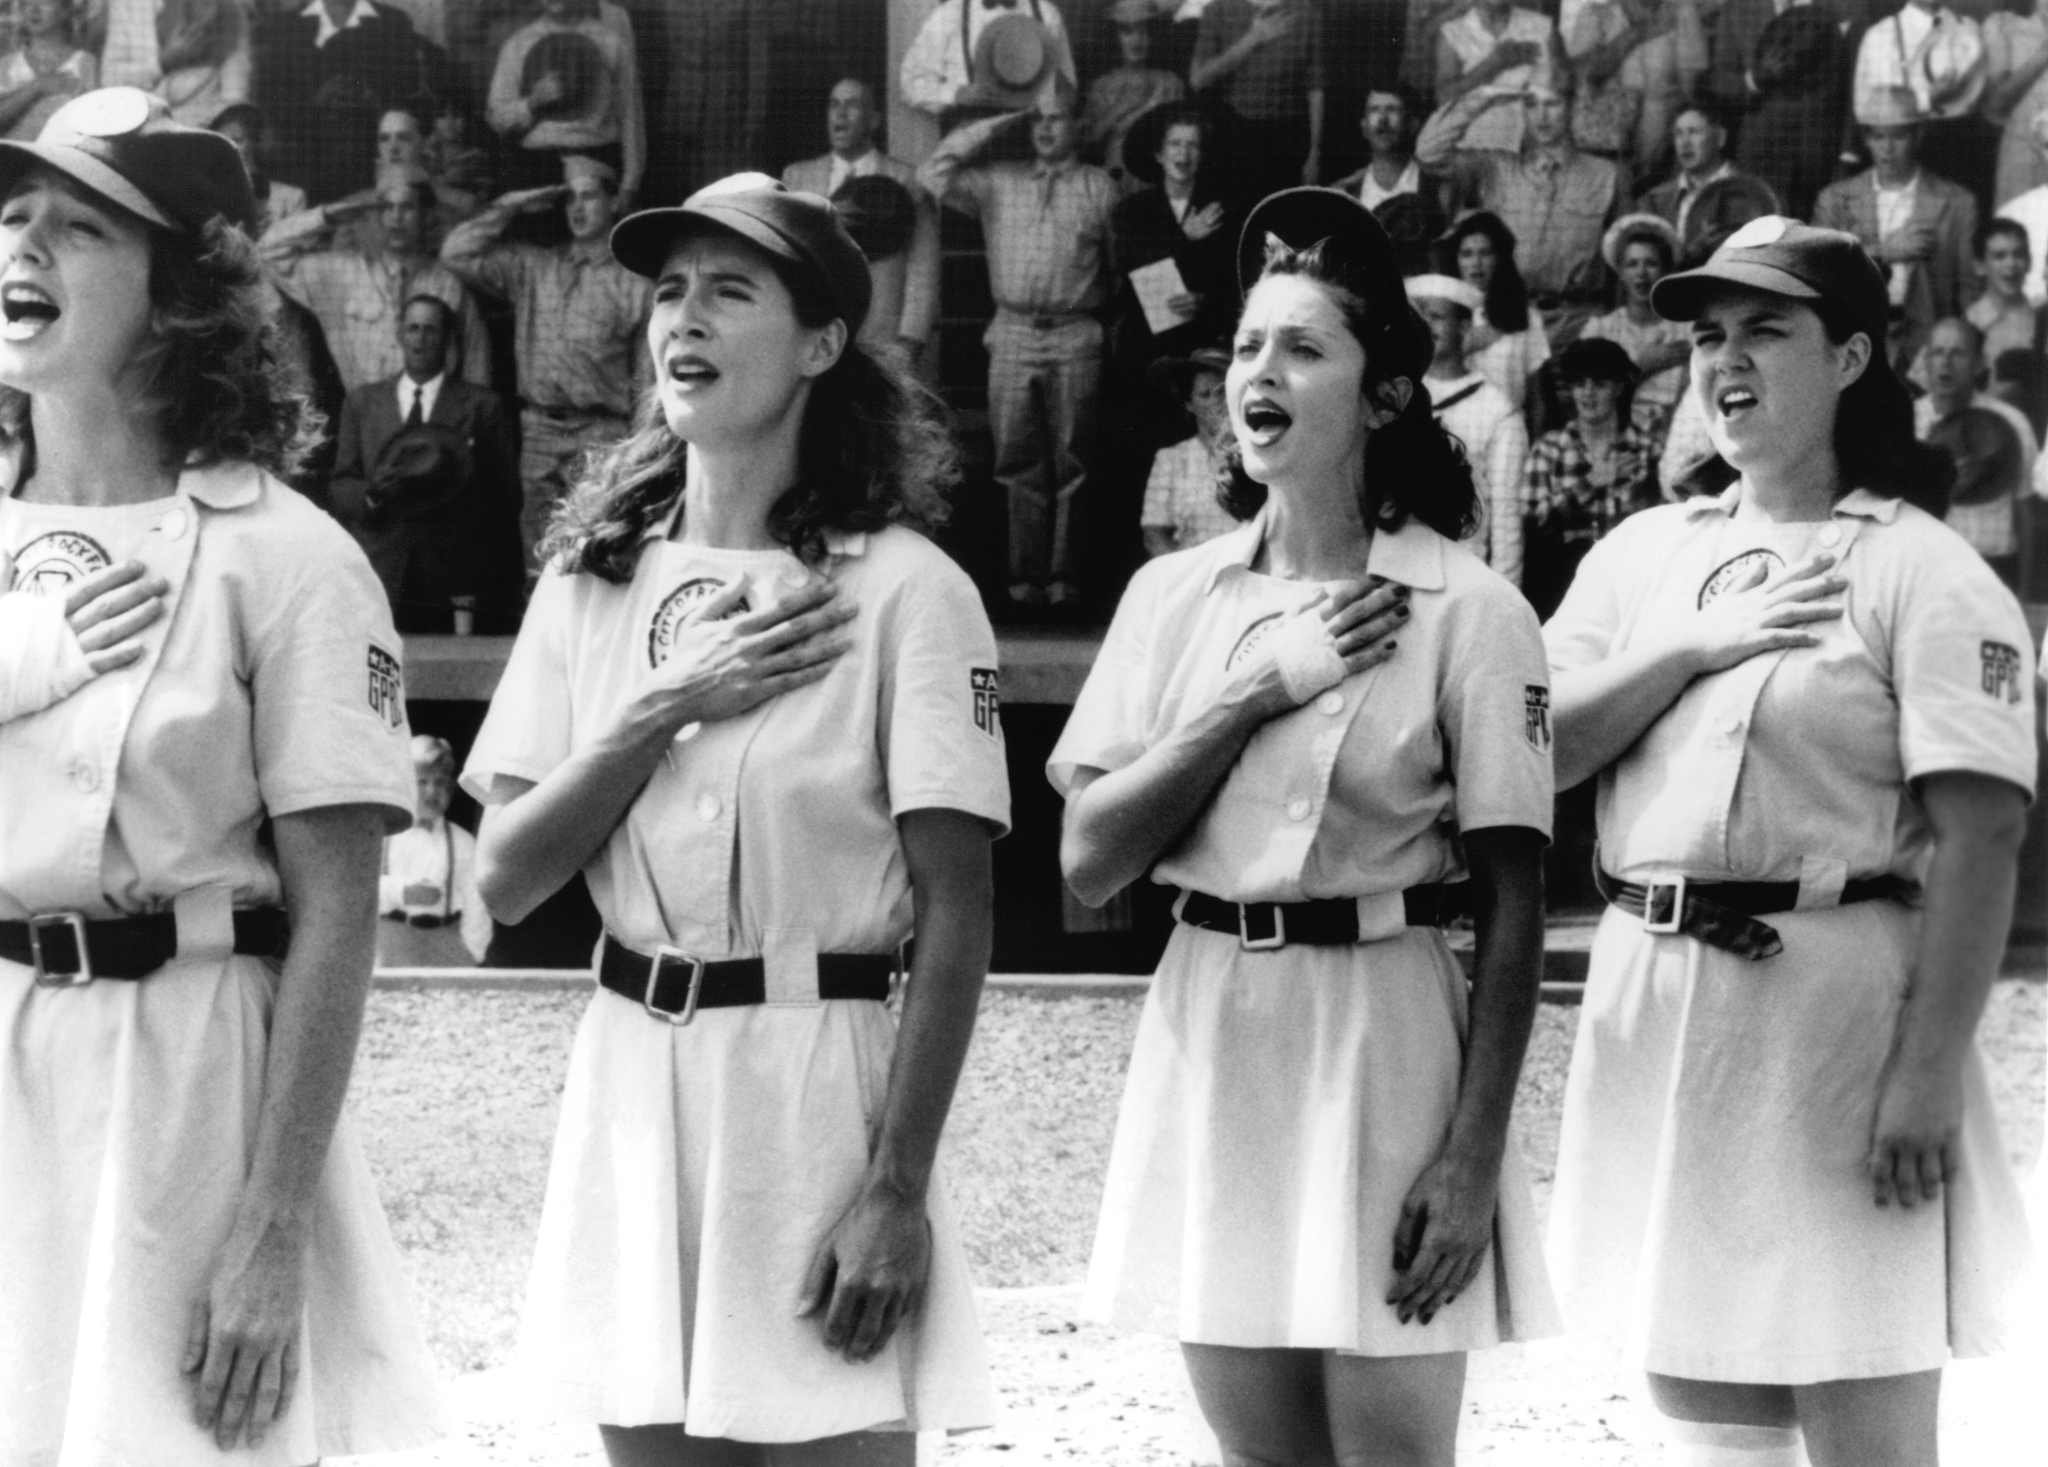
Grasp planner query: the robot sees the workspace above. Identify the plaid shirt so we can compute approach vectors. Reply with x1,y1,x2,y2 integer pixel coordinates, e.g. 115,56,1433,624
1523,419,1661,542
930,156,1117,315
1141,436,1238,550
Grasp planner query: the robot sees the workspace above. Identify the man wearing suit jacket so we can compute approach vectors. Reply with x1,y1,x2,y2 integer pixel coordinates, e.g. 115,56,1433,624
1813,85,1978,370
329,294,524,633
781,78,940,360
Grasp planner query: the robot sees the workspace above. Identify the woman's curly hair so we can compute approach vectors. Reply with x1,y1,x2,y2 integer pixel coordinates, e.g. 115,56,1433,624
0,213,324,479
542,250,958,582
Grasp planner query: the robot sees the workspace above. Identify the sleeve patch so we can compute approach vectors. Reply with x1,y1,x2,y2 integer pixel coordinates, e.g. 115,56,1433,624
367,645,405,729
1524,684,1552,752
1981,641,2024,705
971,666,1001,740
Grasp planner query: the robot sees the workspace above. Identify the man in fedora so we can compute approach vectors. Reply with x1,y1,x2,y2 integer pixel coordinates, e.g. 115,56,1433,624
781,77,939,362
1814,83,1978,369
900,0,1077,119
921,81,1117,610
327,294,523,632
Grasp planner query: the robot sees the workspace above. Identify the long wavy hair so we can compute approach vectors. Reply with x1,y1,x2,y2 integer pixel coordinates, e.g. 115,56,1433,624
0,211,322,481
1438,211,1531,335
542,248,958,582
1218,236,1480,543
1674,295,1954,516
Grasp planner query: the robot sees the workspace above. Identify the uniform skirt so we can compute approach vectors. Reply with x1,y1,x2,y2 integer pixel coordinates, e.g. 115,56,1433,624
1084,923,1559,1354
0,953,447,1467
1547,902,2033,1384
510,988,992,1440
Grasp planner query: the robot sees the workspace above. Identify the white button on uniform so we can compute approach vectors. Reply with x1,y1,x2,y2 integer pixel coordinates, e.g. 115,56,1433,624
696,793,721,822
1286,797,1311,821
1817,525,1842,549
70,761,98,792
1316,690,1345,715
160,505,190,540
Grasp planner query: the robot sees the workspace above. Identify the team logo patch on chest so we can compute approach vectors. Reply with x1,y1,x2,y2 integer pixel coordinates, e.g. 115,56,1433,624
1697,548,1785,608
1226,611,1285,670
971,666,1001,740
10,529,111,597
366,645,405,729
648,577,750,667
1980,641,2023,705
1524,685,1552,753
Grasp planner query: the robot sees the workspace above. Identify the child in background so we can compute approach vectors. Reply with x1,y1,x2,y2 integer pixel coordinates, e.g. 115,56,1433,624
1969,217,2040,366
379,735,492,966
1140,345,1238,556
0,0,95,140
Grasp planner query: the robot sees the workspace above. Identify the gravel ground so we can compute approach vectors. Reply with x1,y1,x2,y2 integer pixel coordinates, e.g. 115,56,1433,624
340,979,2045,1465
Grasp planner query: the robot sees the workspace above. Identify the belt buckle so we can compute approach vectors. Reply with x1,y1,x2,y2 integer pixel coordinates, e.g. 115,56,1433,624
1642,876,1687,935
28,911,92,987
644,945,705,1025
1237,902,1287,952
890,940,910,1003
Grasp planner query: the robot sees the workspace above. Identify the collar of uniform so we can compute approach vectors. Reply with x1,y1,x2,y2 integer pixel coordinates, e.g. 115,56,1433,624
1201,506,1446,593
181,460,264,510
636,498,871,556
1681,482,1900,524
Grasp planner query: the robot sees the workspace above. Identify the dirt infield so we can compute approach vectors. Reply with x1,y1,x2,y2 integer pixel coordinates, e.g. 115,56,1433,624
336,980,2045,1465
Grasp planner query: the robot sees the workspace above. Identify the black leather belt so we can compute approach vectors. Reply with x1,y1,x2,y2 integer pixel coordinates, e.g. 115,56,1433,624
384,912,454,929
1595,866,1914,961
1177,886,1466,950
597,936,898,1025
1,908,289,985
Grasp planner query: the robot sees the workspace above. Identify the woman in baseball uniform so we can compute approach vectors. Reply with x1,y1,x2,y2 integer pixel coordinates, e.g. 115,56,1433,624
0,90,443,1464
1054,188,1558,1465
1545,217,2037,1467
463,174,1008,1465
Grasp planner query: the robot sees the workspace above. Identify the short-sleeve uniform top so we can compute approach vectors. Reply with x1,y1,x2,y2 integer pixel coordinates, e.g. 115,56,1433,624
1052,509,1561,1356
460,516,1009,1440
0,462,444,1466
1544,485,2037,1383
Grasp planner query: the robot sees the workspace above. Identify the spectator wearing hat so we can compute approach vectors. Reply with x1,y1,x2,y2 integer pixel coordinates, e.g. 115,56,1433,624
1111,101,1235,361
1410,271,1530,581
260,166,491,392
1189,0,1327,185
0,0,95,141
1138,344,1236,555
1418,55,1626,321
1736,4,1859,222
1331,83,1445,224
251,0,450,205
921,91,1118,608
1813,84,1978,370
1638,100,1738,237
1431,0,1554,156
440,154,649,568
486,0,643,205
1852,0,1997,210
1083,0,1186,187
208,99,306,232
328,292,523,629
781,77,940,362
1580,212,1690,445
899,0,1077,119
1968,214,2040,360
1520,334,1658,617
1917,315,2041,585
1438,208,1553,417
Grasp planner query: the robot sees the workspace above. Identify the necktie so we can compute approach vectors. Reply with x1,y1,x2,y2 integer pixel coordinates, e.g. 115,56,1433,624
406,386,425,427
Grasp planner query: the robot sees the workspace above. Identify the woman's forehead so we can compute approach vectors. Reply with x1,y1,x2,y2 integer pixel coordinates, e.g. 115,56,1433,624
1691,283,1816,328
658,230,782,285
2,166,141,232
1239,273,1350,333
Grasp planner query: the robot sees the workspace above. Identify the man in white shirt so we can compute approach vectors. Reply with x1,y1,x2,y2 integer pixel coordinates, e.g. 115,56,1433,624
1330,84,1443,225
1408,273,1530,584
1852,0,1996,208
900,0,1078,117
378,735,492,966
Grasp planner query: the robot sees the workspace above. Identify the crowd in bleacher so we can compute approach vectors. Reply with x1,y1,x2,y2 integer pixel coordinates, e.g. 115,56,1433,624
10,0,2043,629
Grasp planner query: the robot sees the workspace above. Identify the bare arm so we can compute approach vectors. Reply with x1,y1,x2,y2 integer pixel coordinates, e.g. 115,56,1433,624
1061,580,1409,906
475,583,856,923
1867,772,2030,1208
1436,35,1542,105
799,807,994,1362
182,803,386,1450
1416,85,1512,174
1387,824,1546,1324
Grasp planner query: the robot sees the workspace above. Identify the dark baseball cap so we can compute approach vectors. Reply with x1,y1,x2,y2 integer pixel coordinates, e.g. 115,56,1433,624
610,172,872,334
1237,186,1432,379
1652,216,1888,339
0,87,255,234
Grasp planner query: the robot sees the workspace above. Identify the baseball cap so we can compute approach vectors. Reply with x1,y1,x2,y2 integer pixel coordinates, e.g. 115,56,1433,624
1238,186,1432,380
0,87,255,234
1651,215,1888,341
610,172,872,334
